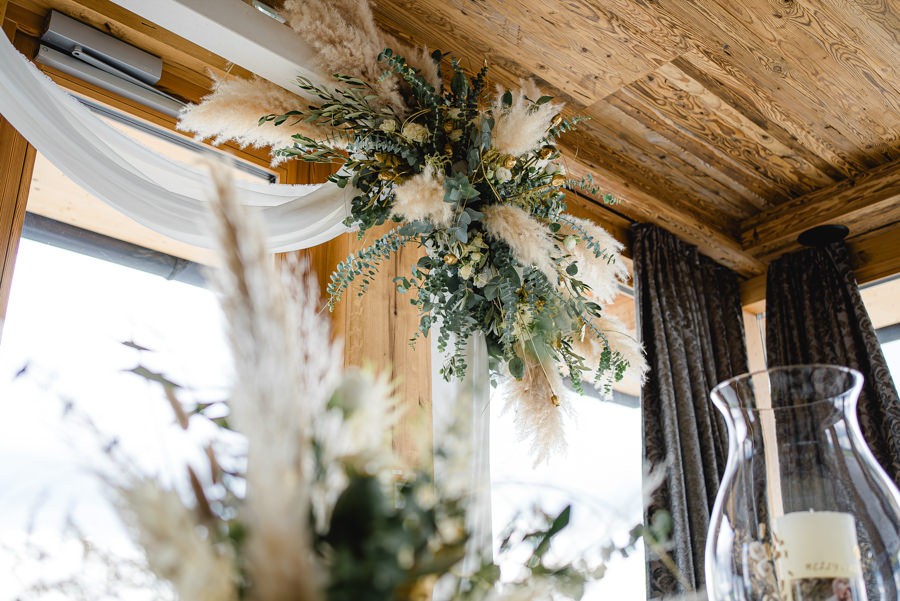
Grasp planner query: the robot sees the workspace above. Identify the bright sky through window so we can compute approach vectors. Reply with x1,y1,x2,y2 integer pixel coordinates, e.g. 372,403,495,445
0,238,230,598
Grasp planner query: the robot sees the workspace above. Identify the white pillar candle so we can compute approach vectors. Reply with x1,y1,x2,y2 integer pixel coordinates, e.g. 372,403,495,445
773,511,862,579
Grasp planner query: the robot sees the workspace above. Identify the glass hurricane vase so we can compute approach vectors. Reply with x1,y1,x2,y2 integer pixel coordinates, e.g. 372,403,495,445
706,365,900,601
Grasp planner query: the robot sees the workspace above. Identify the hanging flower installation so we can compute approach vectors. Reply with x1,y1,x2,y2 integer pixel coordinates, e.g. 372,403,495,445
180,1,646,459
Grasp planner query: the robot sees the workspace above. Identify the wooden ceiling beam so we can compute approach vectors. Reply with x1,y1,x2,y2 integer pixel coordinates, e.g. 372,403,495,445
740,220,900,314
741,158,900,261
562,152,765,278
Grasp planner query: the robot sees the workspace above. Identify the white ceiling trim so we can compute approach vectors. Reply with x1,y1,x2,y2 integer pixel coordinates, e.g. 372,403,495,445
110,0,325,93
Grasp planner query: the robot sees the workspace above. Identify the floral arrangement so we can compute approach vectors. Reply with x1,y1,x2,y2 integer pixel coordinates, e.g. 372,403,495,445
11,171,663,601
180,0,645,459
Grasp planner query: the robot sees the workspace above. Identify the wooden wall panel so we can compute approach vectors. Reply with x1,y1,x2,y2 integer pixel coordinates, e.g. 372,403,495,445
0,117,37,337
287,162,433,471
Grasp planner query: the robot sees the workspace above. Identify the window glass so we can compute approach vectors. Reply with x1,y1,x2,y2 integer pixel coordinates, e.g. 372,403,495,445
0,239,229,597
491,384,647,600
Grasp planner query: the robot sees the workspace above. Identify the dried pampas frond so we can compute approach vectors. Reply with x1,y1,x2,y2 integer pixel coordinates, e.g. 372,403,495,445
482,204,558,283
500,356,571,465
387,36,442,91
117,480,236,601
282,0,406,113
491,81,563,157
178,74,332,161
561,217,629,305
208,166,329,601
570,315,647,387
392,164,452,226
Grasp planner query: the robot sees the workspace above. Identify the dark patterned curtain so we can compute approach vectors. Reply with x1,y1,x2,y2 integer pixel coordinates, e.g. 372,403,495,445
766,241,900,485
632,224,749,599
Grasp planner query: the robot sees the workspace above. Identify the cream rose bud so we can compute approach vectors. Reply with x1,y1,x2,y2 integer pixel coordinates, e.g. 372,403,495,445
474,272,490,287
402,122,429,142
459,264,474,279
495,167,512,183
469,251,483,263
564,235,578,250
544,162,565,176
379,119,397,133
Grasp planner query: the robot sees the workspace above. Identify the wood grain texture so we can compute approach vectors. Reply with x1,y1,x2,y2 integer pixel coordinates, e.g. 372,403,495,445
0,116,37,337
741,158,900,260
6,0,900,282
289,162,433,471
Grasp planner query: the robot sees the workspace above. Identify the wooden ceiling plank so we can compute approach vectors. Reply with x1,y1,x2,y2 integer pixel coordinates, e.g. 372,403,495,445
583,100,766,219
647,0,900,161
833,0,900,47
675,49,871,179
741,158,900,258
566,120,747,232
670,53,850,181
696,0,900,129
564,109,756,225
608,87,792,204
372,0,675,105
655,61,837,190
774,0,900,104
373,0,598,103
629,66,833,197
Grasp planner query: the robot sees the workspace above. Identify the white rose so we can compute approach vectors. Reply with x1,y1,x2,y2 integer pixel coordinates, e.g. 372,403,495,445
564,235,578,251
459,264,474,279
545,162,565,176
474,272,490,287
469,251,483,263
402,122,429,143
495,167,512,183
379,119,396,133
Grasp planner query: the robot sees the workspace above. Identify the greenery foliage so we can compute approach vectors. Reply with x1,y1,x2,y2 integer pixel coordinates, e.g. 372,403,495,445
263,49,627,389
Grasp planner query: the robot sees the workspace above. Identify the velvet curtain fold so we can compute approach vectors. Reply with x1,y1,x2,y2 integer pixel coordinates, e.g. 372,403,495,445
632,224,749,599
765,241,900,486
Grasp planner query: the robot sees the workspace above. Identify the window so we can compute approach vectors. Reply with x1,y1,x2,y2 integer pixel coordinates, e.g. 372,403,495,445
490,291,647,600
0,237,229,598
0,107,256,596
861,276,900,382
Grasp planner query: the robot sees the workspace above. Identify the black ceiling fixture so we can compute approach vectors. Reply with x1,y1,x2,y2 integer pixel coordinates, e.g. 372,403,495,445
797,224,850,247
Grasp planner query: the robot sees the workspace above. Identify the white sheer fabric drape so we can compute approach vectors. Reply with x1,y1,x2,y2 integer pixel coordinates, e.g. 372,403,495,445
0,34,351,252
432,331,493,569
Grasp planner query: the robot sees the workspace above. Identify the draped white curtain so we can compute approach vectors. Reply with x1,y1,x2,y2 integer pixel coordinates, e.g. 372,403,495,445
0,34,351,252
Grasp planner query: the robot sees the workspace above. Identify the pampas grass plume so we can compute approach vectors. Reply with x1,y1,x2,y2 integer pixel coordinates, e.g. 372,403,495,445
208,165,329,601
500,356,571,465
482,204,558,283
179,75,331,160
392,164,452,226
491,80,562,157
118,480,236,601
562,216,630,304
571,315,647,386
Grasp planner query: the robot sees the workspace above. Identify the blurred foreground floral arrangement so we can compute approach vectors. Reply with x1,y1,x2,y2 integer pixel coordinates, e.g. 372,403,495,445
180,0,646,461
13,171,669,601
